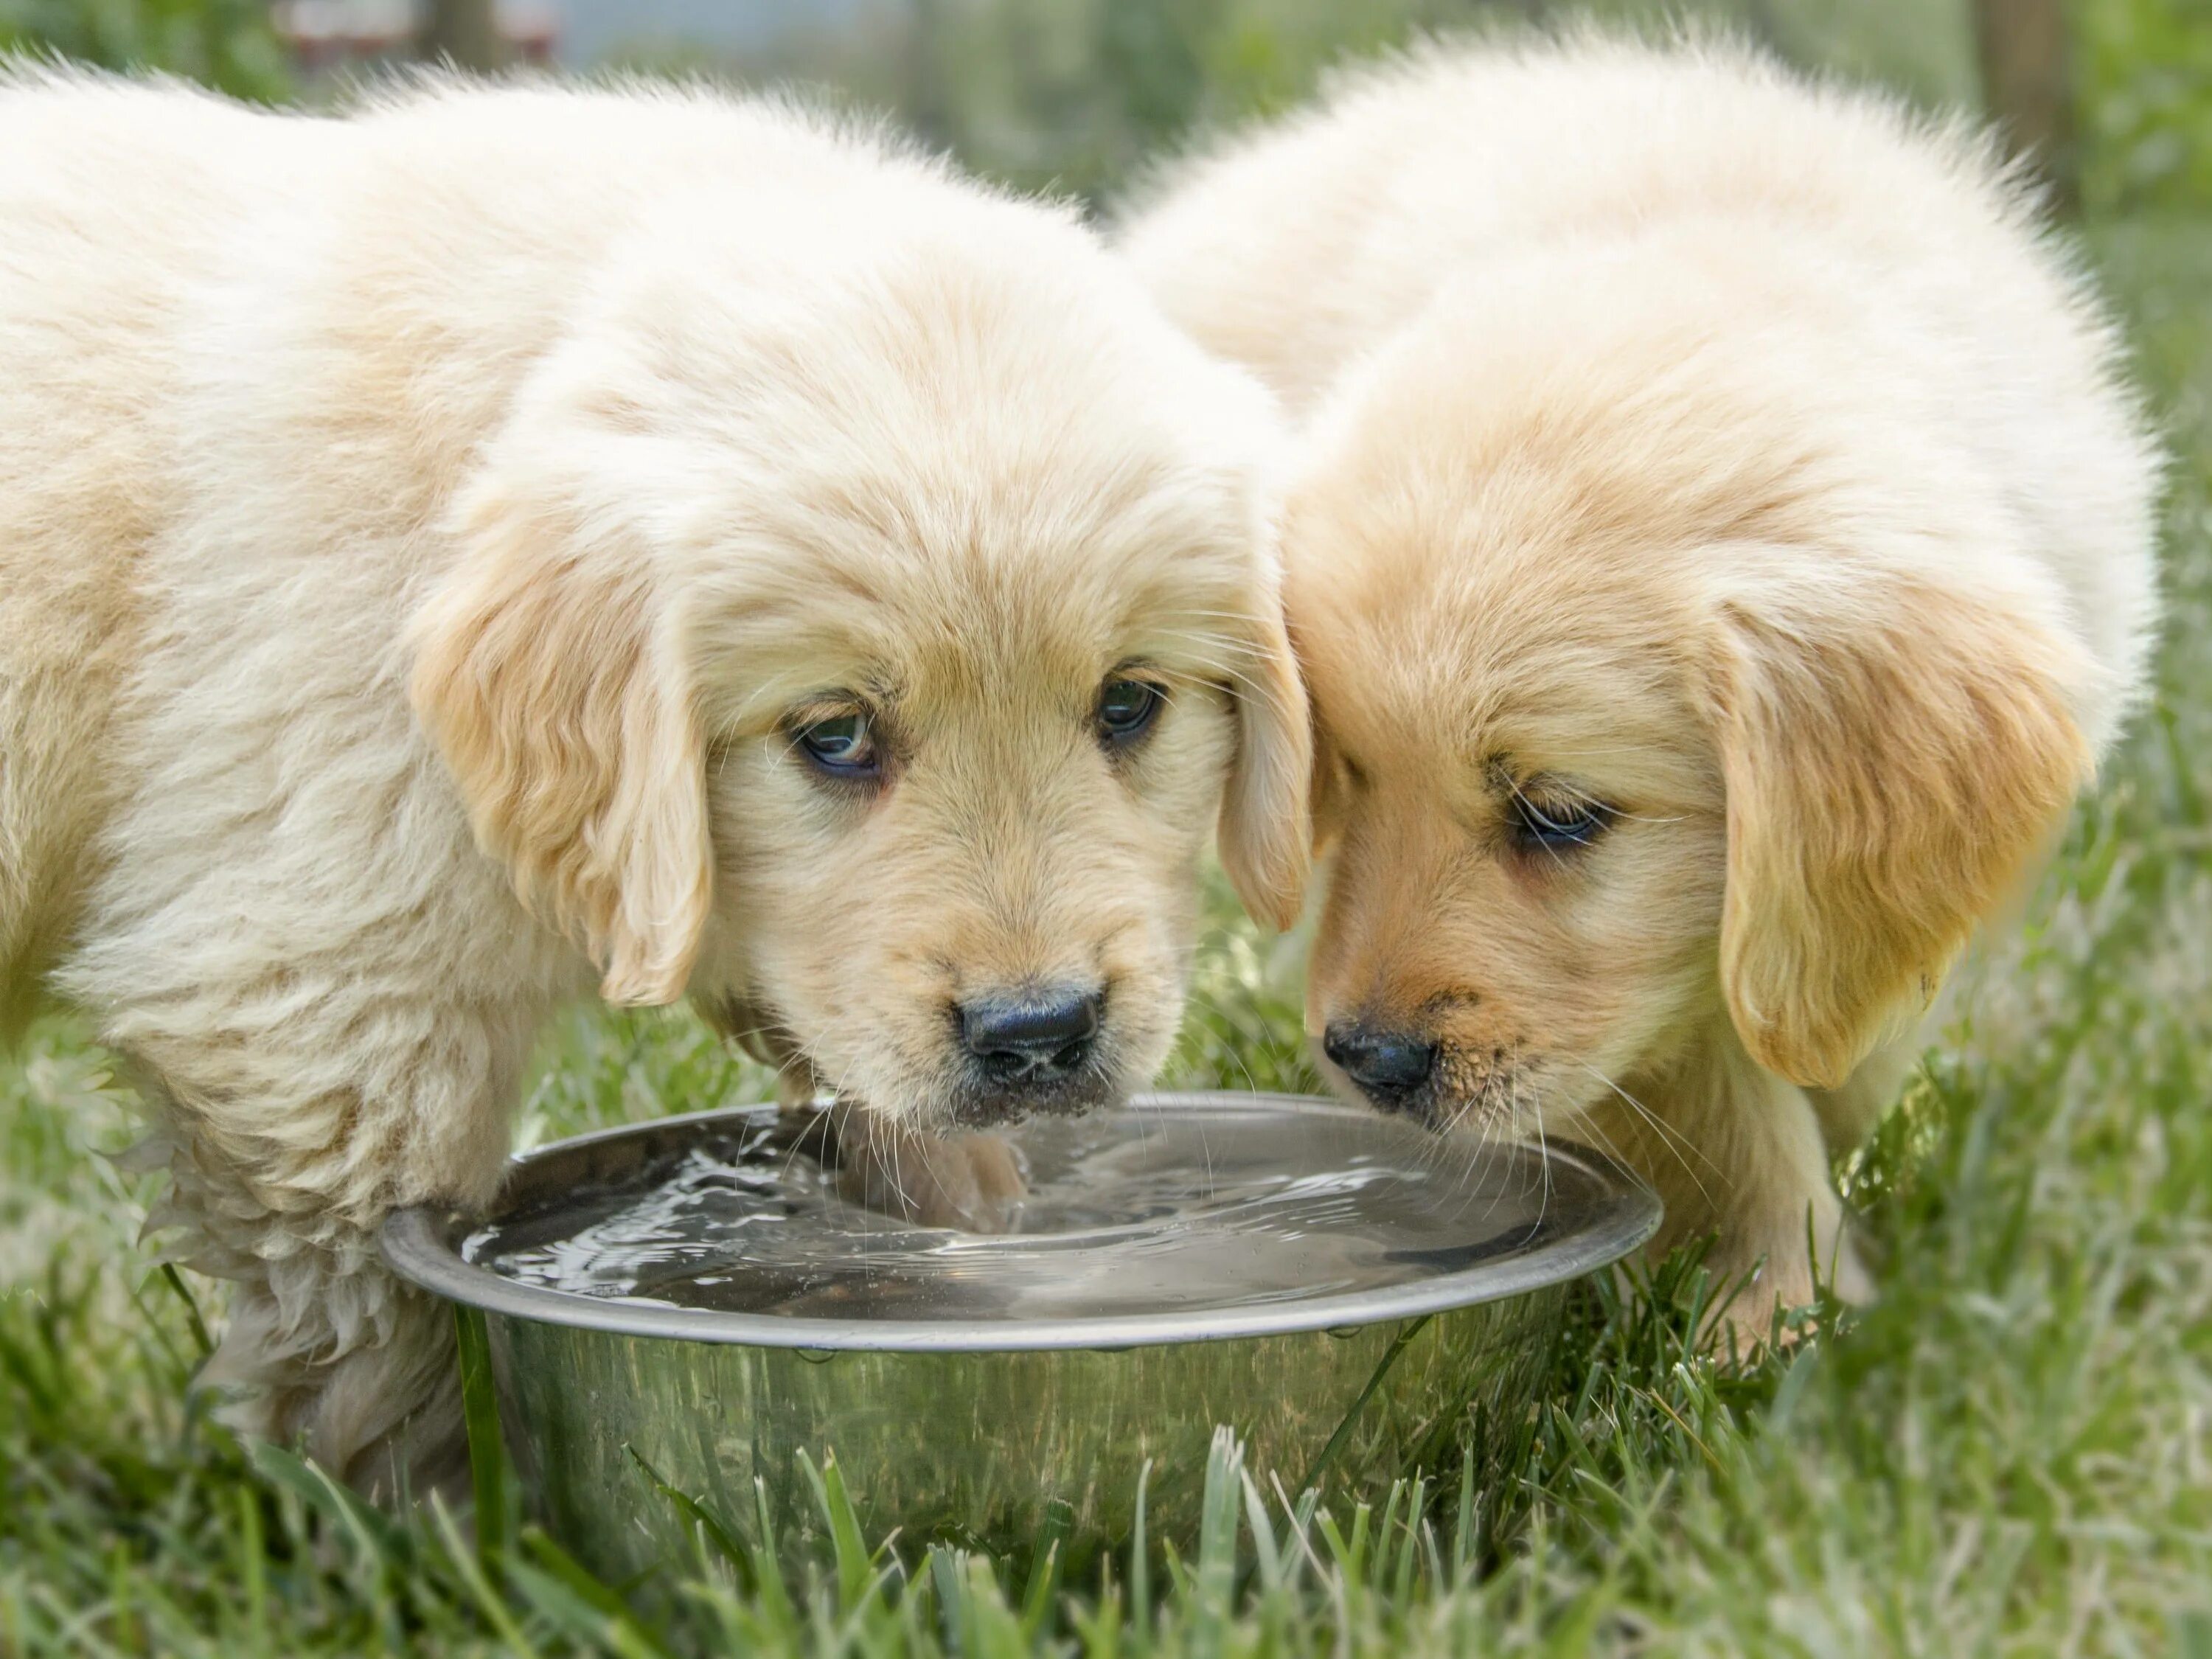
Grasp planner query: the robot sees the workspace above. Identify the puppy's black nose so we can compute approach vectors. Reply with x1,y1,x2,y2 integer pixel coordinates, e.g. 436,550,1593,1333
961,987,1101,1082
1323,1021,1437,1100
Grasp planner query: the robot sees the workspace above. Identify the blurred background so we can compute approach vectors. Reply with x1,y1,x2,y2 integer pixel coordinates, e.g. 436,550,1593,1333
0,0,2205,220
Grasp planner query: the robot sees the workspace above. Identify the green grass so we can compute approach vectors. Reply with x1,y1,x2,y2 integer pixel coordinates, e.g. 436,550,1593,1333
4,221,2210,1655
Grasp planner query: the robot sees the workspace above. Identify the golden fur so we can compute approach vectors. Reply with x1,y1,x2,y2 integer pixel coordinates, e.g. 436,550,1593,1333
0,68,1305,1488
1121,35,2160,1331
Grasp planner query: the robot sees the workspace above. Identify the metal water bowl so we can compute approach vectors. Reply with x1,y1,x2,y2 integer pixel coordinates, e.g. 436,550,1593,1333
382,1091,1658,1581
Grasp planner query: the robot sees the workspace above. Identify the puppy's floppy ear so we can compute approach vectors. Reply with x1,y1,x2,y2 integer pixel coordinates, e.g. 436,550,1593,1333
1218,596,1313,931
1709,571,2091,1088
409,484,711,1007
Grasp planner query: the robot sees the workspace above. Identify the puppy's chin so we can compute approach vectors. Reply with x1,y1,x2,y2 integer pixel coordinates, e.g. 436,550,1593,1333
855,1046,1128,1133
801,1032,1136,1135
938,1062,1123,1130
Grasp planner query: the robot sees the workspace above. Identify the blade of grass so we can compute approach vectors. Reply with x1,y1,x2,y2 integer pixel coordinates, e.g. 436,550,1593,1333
518,1526,671,1658
622,1444,759,1601
234,1485,268,1659
452,1304,510,1568
429,1493,536,1658
248,1442,409,1576
796,1449,874,1612
1129,1458,1152,1638
156,1264,212,1362
1020,1497,1074,1638
503,1556,669,1659
1298,1314,1433,1498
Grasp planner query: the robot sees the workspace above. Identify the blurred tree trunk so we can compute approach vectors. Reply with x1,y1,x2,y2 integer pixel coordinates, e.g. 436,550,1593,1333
1973,0,2080,213
423,0,507,72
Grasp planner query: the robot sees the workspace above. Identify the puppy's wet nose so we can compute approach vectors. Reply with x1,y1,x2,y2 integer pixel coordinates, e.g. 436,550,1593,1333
1323,1021,1437,1101
961,987,1101,1081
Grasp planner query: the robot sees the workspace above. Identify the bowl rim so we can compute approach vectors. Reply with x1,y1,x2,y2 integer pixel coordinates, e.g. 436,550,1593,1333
380,1091,1662,1352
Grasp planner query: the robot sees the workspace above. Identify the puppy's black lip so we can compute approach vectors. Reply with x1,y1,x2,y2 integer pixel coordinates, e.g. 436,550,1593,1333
1371,1088,1447,1131
1316,1045,1455,1132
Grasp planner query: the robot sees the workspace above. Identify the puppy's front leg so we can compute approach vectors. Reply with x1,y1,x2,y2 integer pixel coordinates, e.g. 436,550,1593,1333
119,987,541,1501
1586,1039,1871,1349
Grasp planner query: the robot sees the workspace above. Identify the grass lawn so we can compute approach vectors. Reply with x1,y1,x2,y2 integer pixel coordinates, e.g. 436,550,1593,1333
4,218,2209,1657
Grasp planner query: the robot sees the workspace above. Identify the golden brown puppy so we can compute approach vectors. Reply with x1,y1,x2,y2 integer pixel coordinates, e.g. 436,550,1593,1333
1121,36,2160,1333
0,70,1305,1489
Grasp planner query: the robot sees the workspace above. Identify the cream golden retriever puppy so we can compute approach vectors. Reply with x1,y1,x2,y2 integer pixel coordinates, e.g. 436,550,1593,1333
0,69,1307,1489
1121,36,2160,1333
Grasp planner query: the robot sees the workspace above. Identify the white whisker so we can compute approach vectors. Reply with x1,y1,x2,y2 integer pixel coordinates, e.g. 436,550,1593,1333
1570,1059,1722,1213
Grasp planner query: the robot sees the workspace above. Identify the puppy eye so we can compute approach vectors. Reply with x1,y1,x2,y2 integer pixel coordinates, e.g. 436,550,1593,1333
1095,677,1165,747
1509,790,1613,852
793,709,879,777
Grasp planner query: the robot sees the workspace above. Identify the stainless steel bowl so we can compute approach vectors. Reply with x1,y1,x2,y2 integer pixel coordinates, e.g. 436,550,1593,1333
382,1091,1658,1581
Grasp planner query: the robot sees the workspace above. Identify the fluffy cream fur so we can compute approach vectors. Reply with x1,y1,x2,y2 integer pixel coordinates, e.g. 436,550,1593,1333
1120,35,2160,1333
0,68,1307,1489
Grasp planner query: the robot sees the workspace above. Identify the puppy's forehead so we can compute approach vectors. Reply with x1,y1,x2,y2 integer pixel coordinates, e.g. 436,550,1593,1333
723,457,1265,711
959,540,1260,698
636,232,1281,715
1290,496,1699,774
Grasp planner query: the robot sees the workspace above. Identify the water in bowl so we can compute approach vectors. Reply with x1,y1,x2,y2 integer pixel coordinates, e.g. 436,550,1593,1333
464,1104,1587,1322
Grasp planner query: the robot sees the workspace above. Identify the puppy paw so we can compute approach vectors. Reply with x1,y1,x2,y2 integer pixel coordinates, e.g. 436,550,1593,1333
835,1121,1029,1233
